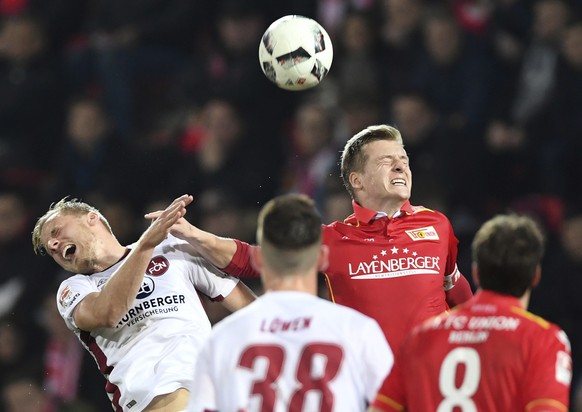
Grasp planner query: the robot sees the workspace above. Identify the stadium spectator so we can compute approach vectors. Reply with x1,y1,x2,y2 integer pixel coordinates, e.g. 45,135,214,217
165,98,283,210
1,368,51,412
411,5,496,137
64,0,197,139
279,99,340,211
42,95,144,210
0,13,65,179
378,0,424,96
0,190,54,344
510,0,570,127
333,10,385,102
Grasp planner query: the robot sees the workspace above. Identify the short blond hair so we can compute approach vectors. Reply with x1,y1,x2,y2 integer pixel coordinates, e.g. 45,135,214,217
32,198,111,255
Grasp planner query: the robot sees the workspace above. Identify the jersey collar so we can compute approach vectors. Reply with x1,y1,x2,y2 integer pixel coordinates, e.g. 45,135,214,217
348,200,414,225
474,290,524,308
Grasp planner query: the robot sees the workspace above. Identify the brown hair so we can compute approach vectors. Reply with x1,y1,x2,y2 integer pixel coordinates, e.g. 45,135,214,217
471,214,545,297
340,124,403,199
257,194,322,275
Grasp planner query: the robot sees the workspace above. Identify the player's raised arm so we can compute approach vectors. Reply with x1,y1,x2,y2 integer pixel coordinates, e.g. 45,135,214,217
73,195,192,330
145,196,260,278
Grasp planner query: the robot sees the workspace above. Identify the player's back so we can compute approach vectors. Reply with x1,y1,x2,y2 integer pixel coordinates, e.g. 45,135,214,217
396,290,571,411
191,291,393,412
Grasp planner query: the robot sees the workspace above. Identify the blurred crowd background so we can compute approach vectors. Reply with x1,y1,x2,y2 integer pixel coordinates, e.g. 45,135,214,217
0,0,581,410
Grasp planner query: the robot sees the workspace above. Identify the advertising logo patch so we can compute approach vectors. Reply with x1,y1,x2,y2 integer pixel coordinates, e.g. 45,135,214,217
405,226,439,241
136,277,155,299
58,285,79,308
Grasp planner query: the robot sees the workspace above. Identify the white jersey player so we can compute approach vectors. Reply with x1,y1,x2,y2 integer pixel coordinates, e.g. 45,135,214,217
187,194,393,412
33,195,256,411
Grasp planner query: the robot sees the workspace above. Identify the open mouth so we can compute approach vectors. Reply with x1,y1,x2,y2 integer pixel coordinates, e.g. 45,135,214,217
62,244,76,260
391,178,406,186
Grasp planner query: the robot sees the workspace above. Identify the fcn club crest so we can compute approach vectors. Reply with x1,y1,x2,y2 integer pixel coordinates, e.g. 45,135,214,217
146,256,169,276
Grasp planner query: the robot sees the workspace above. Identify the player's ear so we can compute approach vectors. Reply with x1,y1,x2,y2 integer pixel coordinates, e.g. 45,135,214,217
250,245,263,273
349,172,362,191
87,211,100,226
318,244,329,272
532,264,541,288
471,262,480,288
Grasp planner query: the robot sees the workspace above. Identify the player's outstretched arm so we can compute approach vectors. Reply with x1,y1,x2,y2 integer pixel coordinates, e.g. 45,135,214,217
74,195,191,331
144,197,239,270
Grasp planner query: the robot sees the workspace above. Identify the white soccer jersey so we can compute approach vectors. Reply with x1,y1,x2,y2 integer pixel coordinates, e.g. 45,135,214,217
56,234,240,412
187,291,394,412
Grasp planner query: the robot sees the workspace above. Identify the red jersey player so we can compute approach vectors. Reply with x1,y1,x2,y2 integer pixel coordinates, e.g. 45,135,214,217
368,214,572,412
163,124,473,352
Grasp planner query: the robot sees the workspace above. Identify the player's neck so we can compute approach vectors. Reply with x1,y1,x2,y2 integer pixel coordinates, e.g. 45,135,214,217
263,270,318,295
519,289,531,310
361,198,406,218
95,244,131,273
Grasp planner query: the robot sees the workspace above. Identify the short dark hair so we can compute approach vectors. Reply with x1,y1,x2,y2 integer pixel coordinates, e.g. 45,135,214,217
257,194,322,275
471,214,545,297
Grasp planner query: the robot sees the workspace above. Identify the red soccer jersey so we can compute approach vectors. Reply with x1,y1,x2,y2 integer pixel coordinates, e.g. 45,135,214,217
371,290,572,412
321,201,464,351
225,200,469,352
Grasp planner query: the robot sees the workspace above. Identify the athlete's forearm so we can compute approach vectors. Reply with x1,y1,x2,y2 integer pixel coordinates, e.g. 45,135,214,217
182,225,239,269
75,243,155,330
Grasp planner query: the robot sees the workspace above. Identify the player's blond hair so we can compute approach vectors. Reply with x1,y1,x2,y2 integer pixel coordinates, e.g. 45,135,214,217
340,124,404,199
32,198,112,255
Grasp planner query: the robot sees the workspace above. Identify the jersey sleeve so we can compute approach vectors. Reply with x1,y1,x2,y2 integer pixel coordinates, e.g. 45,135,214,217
187,256,240,301
222,240,260,278
56,275,97,331
442,216,473,307
442,216,460,288
523,327,572,411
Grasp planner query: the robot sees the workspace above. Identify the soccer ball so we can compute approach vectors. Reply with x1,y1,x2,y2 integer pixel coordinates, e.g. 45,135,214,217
258,15,333,91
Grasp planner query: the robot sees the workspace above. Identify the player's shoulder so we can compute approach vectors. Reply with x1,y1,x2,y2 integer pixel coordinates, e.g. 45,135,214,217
60,272,95,287
510,305,566,336
408,204,451,221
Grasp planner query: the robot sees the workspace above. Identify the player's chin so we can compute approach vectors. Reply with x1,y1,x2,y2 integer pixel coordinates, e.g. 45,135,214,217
387,185,410,199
